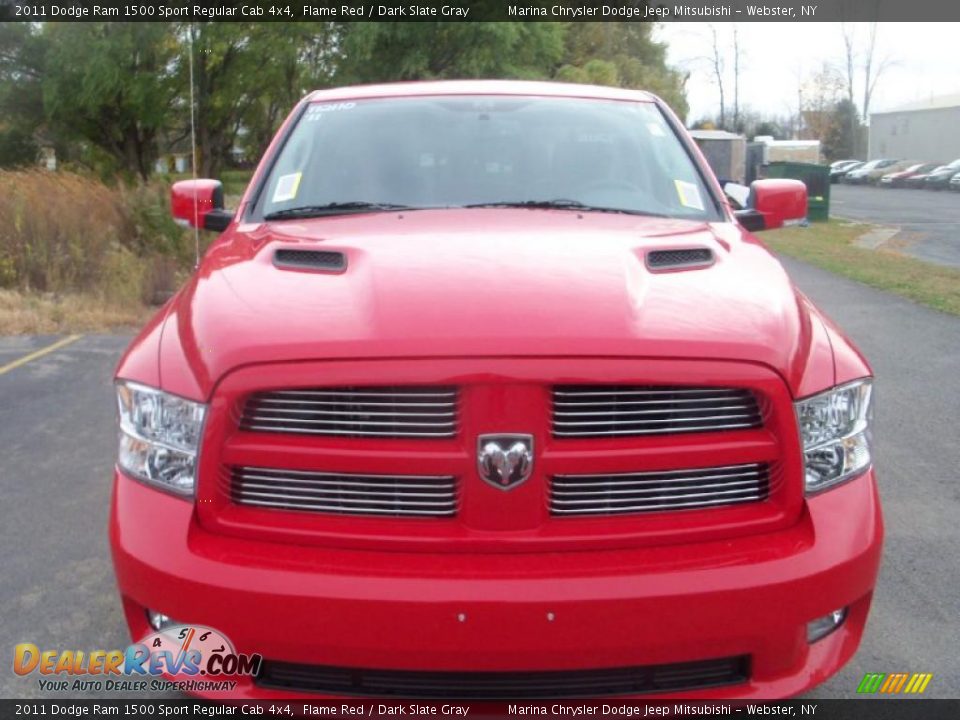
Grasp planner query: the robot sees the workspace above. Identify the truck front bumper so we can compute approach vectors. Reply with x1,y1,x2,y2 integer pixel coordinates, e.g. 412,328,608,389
109,468,883,700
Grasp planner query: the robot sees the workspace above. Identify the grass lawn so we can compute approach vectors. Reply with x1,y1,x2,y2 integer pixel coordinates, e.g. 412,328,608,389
763,220,960,316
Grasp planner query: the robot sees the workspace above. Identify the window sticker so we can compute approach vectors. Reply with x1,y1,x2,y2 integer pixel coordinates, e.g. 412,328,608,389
304,102,357,122
674,179,705,211
647,122,666,137
272,172,302,203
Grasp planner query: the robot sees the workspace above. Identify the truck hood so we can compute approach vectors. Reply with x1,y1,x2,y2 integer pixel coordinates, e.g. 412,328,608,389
159,209,817,398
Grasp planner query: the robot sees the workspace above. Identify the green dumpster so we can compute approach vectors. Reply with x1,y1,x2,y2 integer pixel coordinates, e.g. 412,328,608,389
763,161,830,222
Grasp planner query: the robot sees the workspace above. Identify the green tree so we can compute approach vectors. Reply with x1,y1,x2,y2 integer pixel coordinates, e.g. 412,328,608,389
556,23,689,118
823,99,862,160
0,126,38,168
336,23,565,83
176,23,255,178
0,24,46,168
41,23,178,180
240,23,340,163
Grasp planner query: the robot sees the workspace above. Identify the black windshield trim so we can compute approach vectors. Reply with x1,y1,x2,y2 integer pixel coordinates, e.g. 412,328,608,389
462,200,671,218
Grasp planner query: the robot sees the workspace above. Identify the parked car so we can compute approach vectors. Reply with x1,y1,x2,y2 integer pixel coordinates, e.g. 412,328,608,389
830,160,863,183
950,173,960,191
865,159,918,185
843,158,897,184
904,165,945,188
111,81,881,701
923,159,960,189
879,162,941,188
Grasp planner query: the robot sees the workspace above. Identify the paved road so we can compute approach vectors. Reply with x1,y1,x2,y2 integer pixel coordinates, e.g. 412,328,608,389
831,183,960,268
1,259,958,699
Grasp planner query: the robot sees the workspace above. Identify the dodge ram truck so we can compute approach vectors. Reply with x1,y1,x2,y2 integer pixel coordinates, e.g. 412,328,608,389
110,81,882,699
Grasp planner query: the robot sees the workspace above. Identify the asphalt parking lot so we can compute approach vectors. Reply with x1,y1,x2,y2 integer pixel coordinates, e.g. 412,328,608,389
831,183,960,268
1,256,958,700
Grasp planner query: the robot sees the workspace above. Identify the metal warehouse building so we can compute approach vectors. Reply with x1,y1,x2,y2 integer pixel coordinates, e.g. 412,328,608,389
869,94,960,161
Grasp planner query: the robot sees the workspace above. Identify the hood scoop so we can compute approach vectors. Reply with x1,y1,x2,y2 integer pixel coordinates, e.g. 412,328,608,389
645,247,714,272
273,248,347,273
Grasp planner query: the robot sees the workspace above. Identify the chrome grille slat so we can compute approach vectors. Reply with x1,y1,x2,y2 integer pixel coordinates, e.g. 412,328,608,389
234,484,456,499
235,490,457,507
553,388,751,397
256,399,455,408
240,425,454,438
551,463,769,517
242,416,457,428
552,385,762,439
552,479,762,495
552,486,763,505
554,397,751,407
231,466,458,518
554,413,758,427
235,477,455,491
551,496,763,516
235,468,450,481
270,390,456,399
557,465,765,484
240,386,458,439
554,404,757,417
553,422,758,437
237,498,456,517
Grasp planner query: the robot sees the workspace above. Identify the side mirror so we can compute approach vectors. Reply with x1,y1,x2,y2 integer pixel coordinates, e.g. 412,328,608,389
733,179,807,232
170,179,233,233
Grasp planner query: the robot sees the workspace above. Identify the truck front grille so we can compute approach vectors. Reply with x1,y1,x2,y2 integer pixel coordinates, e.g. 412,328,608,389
551,463,770,516
552,385,762,438
255,655,749,698
239,386,458,438
229,467,457,518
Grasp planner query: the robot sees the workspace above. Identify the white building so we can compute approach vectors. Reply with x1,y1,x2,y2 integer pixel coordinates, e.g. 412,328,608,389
869,95,960,162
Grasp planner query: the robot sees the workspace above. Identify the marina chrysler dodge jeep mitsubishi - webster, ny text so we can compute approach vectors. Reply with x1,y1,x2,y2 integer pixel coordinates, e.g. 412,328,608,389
109,81,882,700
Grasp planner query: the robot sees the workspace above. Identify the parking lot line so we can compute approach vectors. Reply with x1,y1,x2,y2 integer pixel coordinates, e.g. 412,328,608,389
0,334,83,376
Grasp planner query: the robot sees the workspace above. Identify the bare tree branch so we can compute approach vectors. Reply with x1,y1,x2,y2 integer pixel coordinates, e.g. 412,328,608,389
732,25,741,131
708,24,726,129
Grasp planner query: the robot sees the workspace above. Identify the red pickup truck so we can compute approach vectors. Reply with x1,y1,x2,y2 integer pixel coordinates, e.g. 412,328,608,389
110,81,882,699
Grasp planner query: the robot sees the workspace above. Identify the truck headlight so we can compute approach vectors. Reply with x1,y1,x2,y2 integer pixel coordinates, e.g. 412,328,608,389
116,381,206,496
795,379,873,494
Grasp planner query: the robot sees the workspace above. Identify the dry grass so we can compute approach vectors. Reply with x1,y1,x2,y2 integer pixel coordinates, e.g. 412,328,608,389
0,170,127,292
0,170,191,334
0,289,152,334
764,220,960,316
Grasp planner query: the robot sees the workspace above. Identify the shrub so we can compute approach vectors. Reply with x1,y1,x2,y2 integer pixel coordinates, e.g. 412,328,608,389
0,169,190,301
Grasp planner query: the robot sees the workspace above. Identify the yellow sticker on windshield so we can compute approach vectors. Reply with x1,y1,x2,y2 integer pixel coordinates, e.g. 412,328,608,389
272,172,302,203
674,180,704,211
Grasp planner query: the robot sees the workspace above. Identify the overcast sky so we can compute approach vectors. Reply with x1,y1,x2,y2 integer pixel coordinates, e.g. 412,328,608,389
655,22,960,123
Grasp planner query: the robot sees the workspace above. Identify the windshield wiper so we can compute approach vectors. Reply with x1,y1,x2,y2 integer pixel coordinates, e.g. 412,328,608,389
463,199,668,217
263,201,416,220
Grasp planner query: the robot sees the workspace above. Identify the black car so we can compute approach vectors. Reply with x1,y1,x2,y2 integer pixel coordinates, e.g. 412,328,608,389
923,159,960,189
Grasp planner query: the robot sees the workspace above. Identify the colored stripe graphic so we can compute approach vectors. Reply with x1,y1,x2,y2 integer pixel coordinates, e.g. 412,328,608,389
858,672,932,694
857,673,885,693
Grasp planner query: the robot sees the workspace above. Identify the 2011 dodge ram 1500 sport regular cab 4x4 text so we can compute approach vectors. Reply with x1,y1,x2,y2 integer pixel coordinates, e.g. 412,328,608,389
110,81,882,700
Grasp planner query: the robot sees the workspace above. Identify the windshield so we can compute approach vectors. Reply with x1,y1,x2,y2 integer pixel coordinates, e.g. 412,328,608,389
256,95,719,221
